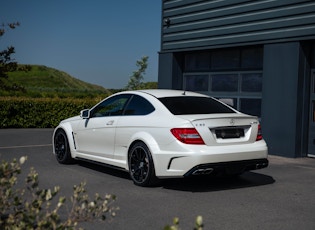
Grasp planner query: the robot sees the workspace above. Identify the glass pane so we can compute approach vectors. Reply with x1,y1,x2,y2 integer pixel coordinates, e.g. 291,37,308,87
91,94,131,117
159,96,235,115
241,47,263,69
185,52,210,71
240,98,261,117
211,74,238,92
185,75,208,91
241,73,262,92
124,95,155,115
211,49,240,70
218,98,238,109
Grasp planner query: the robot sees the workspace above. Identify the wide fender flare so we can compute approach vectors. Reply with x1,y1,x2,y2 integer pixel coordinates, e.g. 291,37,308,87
52,123,76,157
127,131,161,165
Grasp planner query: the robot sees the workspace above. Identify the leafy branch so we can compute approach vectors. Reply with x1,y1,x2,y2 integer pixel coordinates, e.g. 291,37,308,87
0,157,117,229
0,21,31,91
126,56,149,90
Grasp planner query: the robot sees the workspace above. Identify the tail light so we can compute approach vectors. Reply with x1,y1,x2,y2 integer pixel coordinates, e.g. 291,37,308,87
171,128,205,145
256,124,263,141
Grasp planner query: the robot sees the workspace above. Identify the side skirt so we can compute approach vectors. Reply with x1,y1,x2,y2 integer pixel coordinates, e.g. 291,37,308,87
76,157,128,172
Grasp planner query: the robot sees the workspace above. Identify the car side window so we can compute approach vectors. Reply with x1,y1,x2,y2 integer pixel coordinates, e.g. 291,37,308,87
123,95,155,115
90,94,131,118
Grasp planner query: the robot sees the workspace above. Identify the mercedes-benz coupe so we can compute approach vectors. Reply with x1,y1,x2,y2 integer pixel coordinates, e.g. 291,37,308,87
53,89,268,186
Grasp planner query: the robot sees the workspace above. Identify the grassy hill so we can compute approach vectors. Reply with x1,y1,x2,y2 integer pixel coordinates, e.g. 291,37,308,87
3,65,111,98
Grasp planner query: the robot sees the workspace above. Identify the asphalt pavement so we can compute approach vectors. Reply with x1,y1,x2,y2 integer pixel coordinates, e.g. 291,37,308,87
0,129,315,230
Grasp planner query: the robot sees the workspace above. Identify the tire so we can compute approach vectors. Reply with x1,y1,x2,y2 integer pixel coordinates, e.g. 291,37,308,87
128,142,158,187
54,129,73,164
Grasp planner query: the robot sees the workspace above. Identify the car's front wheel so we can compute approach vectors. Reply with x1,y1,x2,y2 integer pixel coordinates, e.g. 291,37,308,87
54,129,73,164
128,142,157,187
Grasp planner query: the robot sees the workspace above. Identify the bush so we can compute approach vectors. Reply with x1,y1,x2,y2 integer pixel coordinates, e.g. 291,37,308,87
0,157,117,229
164,216,204,230
0,156,206,229
0,97,101,128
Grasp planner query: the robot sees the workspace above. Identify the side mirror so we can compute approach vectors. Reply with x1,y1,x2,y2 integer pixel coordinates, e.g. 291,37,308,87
80,109,90,119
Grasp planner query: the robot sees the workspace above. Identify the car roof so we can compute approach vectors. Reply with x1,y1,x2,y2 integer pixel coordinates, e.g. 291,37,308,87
136,89,209,98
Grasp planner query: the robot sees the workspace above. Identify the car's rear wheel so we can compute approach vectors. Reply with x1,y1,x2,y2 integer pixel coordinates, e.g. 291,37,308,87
54,129,73,164
128,142,157,187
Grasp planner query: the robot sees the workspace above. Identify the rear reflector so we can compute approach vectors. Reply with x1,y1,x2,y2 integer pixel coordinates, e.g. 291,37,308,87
171,128,205,145
256,124,263,141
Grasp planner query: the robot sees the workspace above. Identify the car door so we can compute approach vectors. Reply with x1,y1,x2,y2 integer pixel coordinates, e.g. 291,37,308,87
74,94,131,158
114,94,156,161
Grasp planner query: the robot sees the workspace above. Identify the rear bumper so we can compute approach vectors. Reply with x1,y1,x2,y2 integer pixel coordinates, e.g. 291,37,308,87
153,140,268,178
183,158,269,177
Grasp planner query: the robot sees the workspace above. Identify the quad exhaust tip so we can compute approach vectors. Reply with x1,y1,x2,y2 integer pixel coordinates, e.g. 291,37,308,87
256,162,268,169
192,168,214,175
188,160,268,176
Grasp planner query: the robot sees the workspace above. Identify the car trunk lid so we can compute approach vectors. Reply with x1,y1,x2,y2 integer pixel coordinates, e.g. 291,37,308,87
176,113,260,146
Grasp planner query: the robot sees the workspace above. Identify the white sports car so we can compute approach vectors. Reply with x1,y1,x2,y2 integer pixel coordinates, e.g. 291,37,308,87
53,89,268,186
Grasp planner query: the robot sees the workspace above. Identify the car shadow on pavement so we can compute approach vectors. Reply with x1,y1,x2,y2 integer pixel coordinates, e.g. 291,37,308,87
161,172,275,192
77,160,131,180
75,160,275,192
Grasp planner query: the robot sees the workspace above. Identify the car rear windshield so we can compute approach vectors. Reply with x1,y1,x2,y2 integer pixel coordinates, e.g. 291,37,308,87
158,96,235,115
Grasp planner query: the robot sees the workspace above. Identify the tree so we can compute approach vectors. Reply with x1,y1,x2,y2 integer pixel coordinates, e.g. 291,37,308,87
143,81,158,89
0,22,20,36
126,56,148,90
0,22,30,91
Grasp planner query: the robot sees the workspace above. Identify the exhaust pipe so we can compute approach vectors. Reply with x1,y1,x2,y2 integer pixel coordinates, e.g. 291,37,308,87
256,163,268,169
192,168,214,175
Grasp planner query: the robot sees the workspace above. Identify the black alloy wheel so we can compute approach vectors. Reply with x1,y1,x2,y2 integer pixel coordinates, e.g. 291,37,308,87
54,129,73,164
128,142,157,187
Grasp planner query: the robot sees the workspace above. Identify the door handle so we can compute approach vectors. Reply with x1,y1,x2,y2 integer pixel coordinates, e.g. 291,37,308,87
106,120,114,125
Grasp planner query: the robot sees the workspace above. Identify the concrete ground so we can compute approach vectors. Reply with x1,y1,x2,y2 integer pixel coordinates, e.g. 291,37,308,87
0,129,315,229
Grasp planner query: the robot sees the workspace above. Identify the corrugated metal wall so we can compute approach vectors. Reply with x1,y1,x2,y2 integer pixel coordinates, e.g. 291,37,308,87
162,0,315,51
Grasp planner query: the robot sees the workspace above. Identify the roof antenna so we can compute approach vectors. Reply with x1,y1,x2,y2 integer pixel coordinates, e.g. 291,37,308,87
182,90,186,95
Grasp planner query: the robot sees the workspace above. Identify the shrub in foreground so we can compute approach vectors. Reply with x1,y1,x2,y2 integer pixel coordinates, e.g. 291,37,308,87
164,216,204,230
0,156,117,229
0,156,204,229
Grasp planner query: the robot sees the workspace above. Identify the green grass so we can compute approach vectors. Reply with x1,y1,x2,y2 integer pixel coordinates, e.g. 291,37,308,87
0,65,159,128
3,65,111,98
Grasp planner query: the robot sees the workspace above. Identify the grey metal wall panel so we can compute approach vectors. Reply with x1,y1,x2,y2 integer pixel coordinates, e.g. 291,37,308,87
261,42,301,157
162,0,315,51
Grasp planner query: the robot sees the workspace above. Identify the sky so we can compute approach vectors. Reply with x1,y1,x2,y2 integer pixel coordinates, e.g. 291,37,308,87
0,1,161,89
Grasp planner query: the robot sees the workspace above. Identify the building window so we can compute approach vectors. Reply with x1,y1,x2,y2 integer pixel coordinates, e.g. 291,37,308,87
211,49,240,70
185,75,208,91
183,72,263,116
183,46,263,117
218,98,238,109
241,47,263,69
185,52,210,71
184,46,263,71
241,73,262,92
240,98,262,117
212,74,238,92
